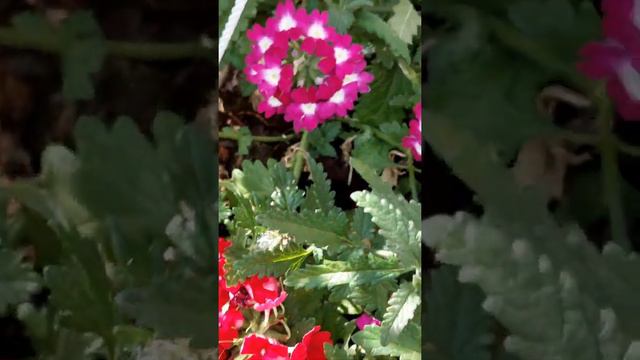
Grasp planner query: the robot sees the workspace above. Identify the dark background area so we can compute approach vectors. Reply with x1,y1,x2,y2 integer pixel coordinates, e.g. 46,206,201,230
0,1,215,357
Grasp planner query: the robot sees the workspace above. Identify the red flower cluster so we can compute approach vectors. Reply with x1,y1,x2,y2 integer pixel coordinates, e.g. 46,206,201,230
244,0,373,132
240,326,332,360
218,238,332,359
578,0,640,120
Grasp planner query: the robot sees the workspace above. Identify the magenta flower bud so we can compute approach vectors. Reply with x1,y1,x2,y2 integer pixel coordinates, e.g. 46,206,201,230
355,313,381,330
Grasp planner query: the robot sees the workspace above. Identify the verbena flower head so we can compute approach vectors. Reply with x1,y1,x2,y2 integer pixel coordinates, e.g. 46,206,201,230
402,102,422,161
355,313,381,330
245,0,373,132
578,0,640,120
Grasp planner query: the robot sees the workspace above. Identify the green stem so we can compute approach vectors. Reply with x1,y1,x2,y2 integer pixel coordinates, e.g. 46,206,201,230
596,85,629,249
293,131,310,181
219,131,296,143
0,27,213,61
407,152,418,201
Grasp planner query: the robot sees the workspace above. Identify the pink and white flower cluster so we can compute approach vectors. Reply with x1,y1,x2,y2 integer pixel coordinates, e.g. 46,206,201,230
402,102,422,161
244,0,373,132
218,237,332,360
578,0,640,120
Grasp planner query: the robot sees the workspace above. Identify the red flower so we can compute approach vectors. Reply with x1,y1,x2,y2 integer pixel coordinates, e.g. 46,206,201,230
240,334,290,360
231,275,288,312
290,326,333,360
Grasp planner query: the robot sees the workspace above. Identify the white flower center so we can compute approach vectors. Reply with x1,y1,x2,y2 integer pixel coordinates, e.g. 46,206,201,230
334,47,349,64
258,37,273,53
263,68,281,86
329,89,345,104
314,76,325,85
267,96,283,107
343,73,358,85
301,103,317,115
618,60,640,101
308,23,326,39
279,14,296,31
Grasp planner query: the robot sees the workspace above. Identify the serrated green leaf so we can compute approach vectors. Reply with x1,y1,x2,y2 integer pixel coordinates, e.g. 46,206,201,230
115,275,215,349
356,11,410,61
44,263,114,336
350,158,421,267
354,65,413,126
74,116,174,233
257,211,349,249
348,208,375,242
352,130,396,172
424,265,493,360
380,280,421,345
284,258,410,289
352,322,421,360
224,245,311,284
0,250,40,314
308,122,341,158
328,2,355,33
59,11,106,100
302,157,339,214
387,0,421,44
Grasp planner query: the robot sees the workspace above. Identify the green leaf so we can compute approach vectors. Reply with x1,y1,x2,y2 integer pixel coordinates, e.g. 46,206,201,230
224,245,311,284
380,279,421,345
387,0,421,44
345,0,374,11
328,1,355,33
507,0,600,65
350,158,421,267
352,322,421,360
44,263,114,336
302,157,339,214
424,265,493,360
354,65,413,126
59,11,106,100
116,275,215,349
428,44,553,156
379,122,409,145
323,344,349,360
307,122,341,158
356,11,410,61
0,249,40,314
74,116,175,234
348,208,375,242
352,130,395,172
284,257,410,289
257,211,349,249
